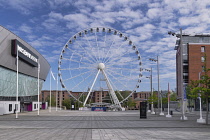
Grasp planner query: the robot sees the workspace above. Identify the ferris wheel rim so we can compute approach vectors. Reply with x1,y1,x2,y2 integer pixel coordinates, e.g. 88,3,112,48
58,27,142,105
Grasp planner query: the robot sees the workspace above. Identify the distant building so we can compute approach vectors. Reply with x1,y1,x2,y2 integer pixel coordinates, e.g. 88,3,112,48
40,90,151,109
132,91,152,109
174,34,210,98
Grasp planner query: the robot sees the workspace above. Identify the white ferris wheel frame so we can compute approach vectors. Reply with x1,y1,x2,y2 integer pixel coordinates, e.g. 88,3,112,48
58,27,143,109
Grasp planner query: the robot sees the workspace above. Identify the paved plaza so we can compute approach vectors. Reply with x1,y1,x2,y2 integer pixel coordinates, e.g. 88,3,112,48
0,109,209,140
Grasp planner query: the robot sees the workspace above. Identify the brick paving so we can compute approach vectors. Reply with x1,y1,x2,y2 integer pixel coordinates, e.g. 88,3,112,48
0,109,209,140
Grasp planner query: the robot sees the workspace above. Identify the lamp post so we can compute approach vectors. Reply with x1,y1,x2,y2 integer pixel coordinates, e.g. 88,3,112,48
37,62,40,116
166,83,172,118
146,76,151,113
197,72,205,123
149,56,163,115
159,90,164,115
197,94,205,123
50,70,56,112
16,44,19,119
168,29,187,120
145,68,155,114
56,74,58,112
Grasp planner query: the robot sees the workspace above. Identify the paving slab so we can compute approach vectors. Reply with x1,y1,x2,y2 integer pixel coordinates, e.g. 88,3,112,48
0,109,209,140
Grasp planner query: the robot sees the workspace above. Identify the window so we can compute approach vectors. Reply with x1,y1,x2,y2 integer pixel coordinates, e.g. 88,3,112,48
201,46,205,52
201,56,205,62
9,104,12,112
202,66,205,72
34,104,36,109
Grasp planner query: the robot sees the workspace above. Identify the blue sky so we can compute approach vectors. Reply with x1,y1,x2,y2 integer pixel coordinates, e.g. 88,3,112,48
1,0,210,92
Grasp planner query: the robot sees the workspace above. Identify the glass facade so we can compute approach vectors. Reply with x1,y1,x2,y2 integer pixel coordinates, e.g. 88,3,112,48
0,66,43,97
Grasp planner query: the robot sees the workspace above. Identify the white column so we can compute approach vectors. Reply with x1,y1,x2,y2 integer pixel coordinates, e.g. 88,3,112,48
159,91,164,116
197,96,205,123
150,68,155,114
38,62,40,116
49,69,52,112
16,45,19,119
166,83,172,117
157,56,160,115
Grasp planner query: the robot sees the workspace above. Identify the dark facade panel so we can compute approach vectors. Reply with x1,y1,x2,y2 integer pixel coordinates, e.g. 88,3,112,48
0,25,50,80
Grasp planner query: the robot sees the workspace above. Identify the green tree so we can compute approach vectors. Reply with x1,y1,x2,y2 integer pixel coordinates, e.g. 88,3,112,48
62,98,71,109
189,55,210,124
46,95,56,106
147,91,158,108
127,97,136,108
186,82,198,109
170,91,177,101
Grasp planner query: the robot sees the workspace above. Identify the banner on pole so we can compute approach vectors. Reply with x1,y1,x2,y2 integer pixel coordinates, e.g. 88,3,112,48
183,85,187,101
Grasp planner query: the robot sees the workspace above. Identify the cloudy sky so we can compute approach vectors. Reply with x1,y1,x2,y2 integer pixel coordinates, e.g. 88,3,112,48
1,0,210,92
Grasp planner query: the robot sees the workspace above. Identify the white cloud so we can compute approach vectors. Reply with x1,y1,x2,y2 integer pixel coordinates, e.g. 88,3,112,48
126,24,156,41
147,8,162,19
19,24,32,33
0,0,43,14
49,11,63,20
47,0,72,9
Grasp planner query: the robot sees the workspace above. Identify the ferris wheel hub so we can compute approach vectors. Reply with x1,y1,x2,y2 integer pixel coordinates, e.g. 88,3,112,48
98,63,105,70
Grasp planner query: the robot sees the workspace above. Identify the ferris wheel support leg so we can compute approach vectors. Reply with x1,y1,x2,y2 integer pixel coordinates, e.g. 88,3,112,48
83,69,100,107
102,70,122,110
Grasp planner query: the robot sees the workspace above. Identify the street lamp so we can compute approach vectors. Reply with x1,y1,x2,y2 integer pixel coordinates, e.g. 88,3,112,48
50,70,57,112
56,74,58,111
166,83,172,118
37,62,40,116
149,56,164,115
16,44,19,119
197,94,205,123
197,72,205,123
168,29,187,120
145,68,155,114
159,90,164,115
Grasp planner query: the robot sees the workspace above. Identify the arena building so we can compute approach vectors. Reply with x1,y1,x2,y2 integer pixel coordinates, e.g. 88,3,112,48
0,25,50,114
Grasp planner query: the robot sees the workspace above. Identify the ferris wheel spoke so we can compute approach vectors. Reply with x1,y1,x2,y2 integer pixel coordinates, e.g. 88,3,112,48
103,40,127,64
78,92,86,101
106,67,137,71
106,58,139,67
71,71,95,91
101,31,108,62
60,67,93,71
66,47,94,64
107,69,137,81
105,49,133,66
63,69,94,82
102,36,117,64
84,34,99,63
62,57,91,66
95,31,101,62
75,41,97,64
106,70,128,90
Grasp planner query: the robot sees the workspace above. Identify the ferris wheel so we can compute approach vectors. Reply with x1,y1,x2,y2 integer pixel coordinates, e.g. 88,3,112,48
58,27,142,110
